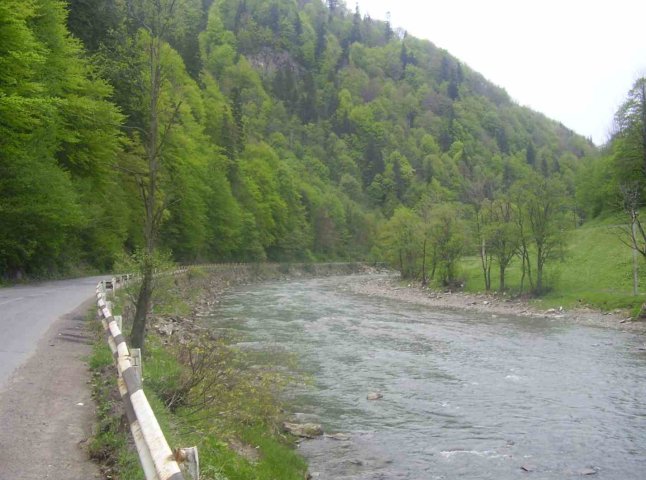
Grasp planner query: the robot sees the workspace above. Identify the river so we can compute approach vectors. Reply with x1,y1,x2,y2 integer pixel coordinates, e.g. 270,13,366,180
207,274,646,479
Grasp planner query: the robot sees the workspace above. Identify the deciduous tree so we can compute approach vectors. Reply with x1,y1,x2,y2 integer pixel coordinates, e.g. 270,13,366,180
126,0,185,348
513,174,568,293
379,206,422,279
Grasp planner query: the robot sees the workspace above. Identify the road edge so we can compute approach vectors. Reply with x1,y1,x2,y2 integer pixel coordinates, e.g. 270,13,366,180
0,298,101,479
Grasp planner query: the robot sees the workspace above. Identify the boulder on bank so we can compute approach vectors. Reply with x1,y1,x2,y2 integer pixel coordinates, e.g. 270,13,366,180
282,422,323,438
157,322,175,336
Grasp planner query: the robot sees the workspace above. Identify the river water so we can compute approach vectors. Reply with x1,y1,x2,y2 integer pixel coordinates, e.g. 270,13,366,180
208,274,646,479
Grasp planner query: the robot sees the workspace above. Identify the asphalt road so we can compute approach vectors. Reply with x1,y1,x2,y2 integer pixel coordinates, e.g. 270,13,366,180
0,275,106,388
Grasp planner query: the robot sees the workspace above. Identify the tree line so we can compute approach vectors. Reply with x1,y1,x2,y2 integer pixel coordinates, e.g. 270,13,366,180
376,163,570,294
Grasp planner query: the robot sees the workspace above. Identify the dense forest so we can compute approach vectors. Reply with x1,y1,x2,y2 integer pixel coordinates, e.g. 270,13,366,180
6,0,642,292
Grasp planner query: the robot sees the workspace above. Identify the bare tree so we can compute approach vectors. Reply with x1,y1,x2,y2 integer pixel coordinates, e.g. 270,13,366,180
614,78,646,305
618,183,645,296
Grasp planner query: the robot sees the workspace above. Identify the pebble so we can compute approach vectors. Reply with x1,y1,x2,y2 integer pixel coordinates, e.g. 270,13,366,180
578,467,597,475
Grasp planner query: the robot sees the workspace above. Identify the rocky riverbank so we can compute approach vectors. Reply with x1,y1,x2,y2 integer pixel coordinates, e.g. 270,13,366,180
347,273,646,334
148,266,646,358
149,262,379,342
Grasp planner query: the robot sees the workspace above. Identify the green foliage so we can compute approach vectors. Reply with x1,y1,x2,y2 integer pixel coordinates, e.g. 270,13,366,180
378,206,422,278
114,248,175,278
427,203,468,285
512,173,569,293
2,0,596,279
0,0,123,278
614,78,646,186
483,196,519,290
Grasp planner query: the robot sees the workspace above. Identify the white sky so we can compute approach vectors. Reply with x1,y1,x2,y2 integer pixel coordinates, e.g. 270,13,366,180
355,0,646,145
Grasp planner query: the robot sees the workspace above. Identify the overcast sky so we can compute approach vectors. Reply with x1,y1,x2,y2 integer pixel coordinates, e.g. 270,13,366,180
355,0,646,145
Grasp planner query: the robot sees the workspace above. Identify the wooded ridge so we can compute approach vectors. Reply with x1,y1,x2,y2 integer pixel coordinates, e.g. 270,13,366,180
4,0,639,294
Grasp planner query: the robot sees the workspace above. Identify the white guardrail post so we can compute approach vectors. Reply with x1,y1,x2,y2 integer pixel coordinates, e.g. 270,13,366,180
96,276,197,480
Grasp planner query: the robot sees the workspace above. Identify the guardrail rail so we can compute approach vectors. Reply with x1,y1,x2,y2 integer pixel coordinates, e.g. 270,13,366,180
96,276,197,480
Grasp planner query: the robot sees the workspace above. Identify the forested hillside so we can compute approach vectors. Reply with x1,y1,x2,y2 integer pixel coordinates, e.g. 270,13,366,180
0,0,595,279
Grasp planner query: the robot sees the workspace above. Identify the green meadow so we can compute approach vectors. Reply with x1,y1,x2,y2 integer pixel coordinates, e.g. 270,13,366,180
459,215,646,314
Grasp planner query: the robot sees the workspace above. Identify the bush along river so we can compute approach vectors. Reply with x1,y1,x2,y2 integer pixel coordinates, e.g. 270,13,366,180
205,274,646,479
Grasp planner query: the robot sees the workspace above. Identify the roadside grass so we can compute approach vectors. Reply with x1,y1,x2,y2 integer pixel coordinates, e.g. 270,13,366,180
458,215,646,313
141,334,308,480
88,272,309,480
87,312,144,480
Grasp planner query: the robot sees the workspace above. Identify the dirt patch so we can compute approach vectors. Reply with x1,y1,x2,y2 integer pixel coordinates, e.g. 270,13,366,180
228,438,262,463
0,299,101,479
349,274,646,334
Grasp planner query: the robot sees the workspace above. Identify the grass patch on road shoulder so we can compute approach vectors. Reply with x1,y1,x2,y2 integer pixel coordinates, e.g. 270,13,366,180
87,313,143,480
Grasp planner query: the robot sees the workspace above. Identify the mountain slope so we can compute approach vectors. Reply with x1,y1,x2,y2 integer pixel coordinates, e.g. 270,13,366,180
1,0,596,277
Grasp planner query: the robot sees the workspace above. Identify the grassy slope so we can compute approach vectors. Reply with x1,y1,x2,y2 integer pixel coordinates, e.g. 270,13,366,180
459,215,646,313
143,337,307,480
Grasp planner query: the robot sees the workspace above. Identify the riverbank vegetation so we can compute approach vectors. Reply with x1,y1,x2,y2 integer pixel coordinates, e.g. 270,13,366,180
89,268,309,480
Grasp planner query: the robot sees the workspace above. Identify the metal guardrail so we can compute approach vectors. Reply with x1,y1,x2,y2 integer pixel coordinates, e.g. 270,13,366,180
96,276,197,480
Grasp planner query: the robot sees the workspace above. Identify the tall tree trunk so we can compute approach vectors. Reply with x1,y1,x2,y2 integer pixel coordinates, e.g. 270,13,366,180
131,20,162,348
499,263,506,291
486,262,491,291
519,249,526,293
421,238,427,286
536,245,543,293
519,243,532,293
480,237,491,291
430,253,437,281
632,214,639,296
525,246,533,291
131,264,152,349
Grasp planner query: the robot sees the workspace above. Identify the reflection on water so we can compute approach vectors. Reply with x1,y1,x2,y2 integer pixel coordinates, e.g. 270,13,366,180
207,275,646,479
